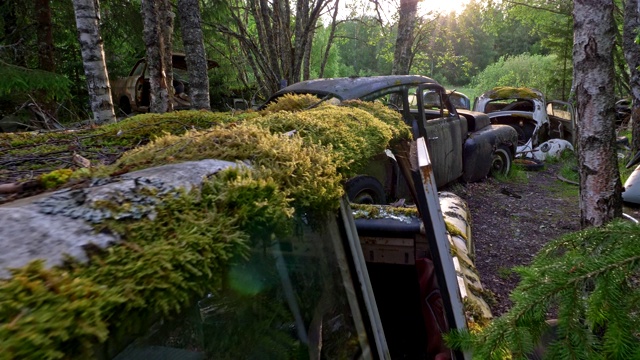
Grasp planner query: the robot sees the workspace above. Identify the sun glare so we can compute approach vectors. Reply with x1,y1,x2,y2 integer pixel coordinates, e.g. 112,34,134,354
419,0,472,15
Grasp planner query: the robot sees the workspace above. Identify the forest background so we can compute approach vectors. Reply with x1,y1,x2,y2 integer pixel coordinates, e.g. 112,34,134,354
1,0,631,123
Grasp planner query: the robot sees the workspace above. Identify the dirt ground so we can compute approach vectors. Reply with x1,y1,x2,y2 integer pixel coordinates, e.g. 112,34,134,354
446,163,640,316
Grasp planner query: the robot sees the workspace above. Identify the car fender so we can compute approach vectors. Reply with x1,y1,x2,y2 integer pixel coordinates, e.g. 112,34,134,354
529,139,574,160
462,124,518,182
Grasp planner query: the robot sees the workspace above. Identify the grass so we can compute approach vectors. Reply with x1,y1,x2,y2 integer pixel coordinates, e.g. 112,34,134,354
497,266,514,280
494,162,529,184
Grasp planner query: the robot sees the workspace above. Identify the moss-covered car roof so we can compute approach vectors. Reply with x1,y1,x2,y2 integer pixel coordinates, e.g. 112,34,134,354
266,75,439,103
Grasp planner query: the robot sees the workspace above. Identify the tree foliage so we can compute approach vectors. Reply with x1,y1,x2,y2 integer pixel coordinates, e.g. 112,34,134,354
471,54,562,98
447,220,640,359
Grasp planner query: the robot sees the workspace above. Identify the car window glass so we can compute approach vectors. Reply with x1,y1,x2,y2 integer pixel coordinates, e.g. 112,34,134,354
485,98,534,113
360,86,404,110
547,102,572,121
132,61,145,77
114,219,374,360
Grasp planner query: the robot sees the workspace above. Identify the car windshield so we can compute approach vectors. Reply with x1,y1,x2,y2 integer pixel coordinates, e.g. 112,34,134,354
114,216,376,359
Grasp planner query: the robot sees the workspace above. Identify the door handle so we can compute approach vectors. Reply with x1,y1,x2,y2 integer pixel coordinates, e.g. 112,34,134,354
428,137,439,140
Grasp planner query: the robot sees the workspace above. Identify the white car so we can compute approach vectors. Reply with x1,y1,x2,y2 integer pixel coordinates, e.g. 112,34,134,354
474,87,576,160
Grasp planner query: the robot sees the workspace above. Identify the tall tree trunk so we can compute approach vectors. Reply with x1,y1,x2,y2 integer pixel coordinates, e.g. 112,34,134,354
177,0,211,110
36,0,55,72
141,0,169,113
4,1,26,66
573,0,622,227
303,31,313,80
160,0,174,112
72,0,116,125
392,0,418,75
623,0,640,154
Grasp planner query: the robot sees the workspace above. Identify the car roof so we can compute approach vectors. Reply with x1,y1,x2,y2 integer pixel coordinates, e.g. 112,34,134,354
268,75,439,101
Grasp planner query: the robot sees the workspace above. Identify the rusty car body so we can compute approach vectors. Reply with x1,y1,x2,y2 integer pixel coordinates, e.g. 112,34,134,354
111,54,218,114
474,87,576,160
264,76,519,200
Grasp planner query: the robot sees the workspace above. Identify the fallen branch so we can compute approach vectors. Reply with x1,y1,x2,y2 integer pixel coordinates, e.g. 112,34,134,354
557,174,579,186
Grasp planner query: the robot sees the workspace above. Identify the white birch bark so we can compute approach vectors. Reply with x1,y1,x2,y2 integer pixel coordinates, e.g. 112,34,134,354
72,0,116,124
573,0,622,226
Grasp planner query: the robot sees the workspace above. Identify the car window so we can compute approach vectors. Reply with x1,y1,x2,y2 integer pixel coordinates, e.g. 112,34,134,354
132,61,146,77
360,85,405,110
484,98,534,113
449,94,470,110
113,215,378,360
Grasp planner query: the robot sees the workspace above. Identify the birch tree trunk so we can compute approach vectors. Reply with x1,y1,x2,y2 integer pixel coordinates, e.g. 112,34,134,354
72,0,116,125
177,0,211,110
141,0,169,113
623,0,640,154
392,0,418,75
573,0,622,227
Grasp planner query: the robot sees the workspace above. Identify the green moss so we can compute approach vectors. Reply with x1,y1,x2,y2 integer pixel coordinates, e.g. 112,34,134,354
0,111,235,182
253,105,397,175
39,168,74,189
487,86,542,100
0,96,414,358
262,93,324,112
445,220,468,241
0,172,267,359
351,203,419,219
104,124,343,213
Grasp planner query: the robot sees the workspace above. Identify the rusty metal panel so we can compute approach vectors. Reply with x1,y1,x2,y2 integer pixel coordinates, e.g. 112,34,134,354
410,137,470,360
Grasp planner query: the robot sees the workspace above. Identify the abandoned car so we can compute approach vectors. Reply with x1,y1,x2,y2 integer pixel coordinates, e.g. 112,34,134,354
265,76,519,201
423,89,471,110
111,54,218,114
473,87,576,160
107,146,490,359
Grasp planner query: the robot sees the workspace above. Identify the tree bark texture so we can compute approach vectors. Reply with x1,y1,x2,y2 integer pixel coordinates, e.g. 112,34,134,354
573,0,622,227
36,0,55,72
141,0,169,113
392,0,418,75
623,0,640,154
159,0,174,112
3,2,26,66
177,0,211,110
72,0,116,124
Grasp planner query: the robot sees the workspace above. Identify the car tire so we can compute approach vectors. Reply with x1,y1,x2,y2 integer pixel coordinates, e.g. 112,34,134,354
490,146,512,177
346,176,386,205
119,97,132,115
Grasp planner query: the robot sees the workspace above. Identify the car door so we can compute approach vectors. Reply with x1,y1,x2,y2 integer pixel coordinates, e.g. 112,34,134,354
546,100,575,145
415,85,464,187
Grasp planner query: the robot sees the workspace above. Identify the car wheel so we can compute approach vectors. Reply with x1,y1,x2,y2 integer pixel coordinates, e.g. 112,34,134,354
346,176,386,205
490,146,512,177
119,97,132,115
